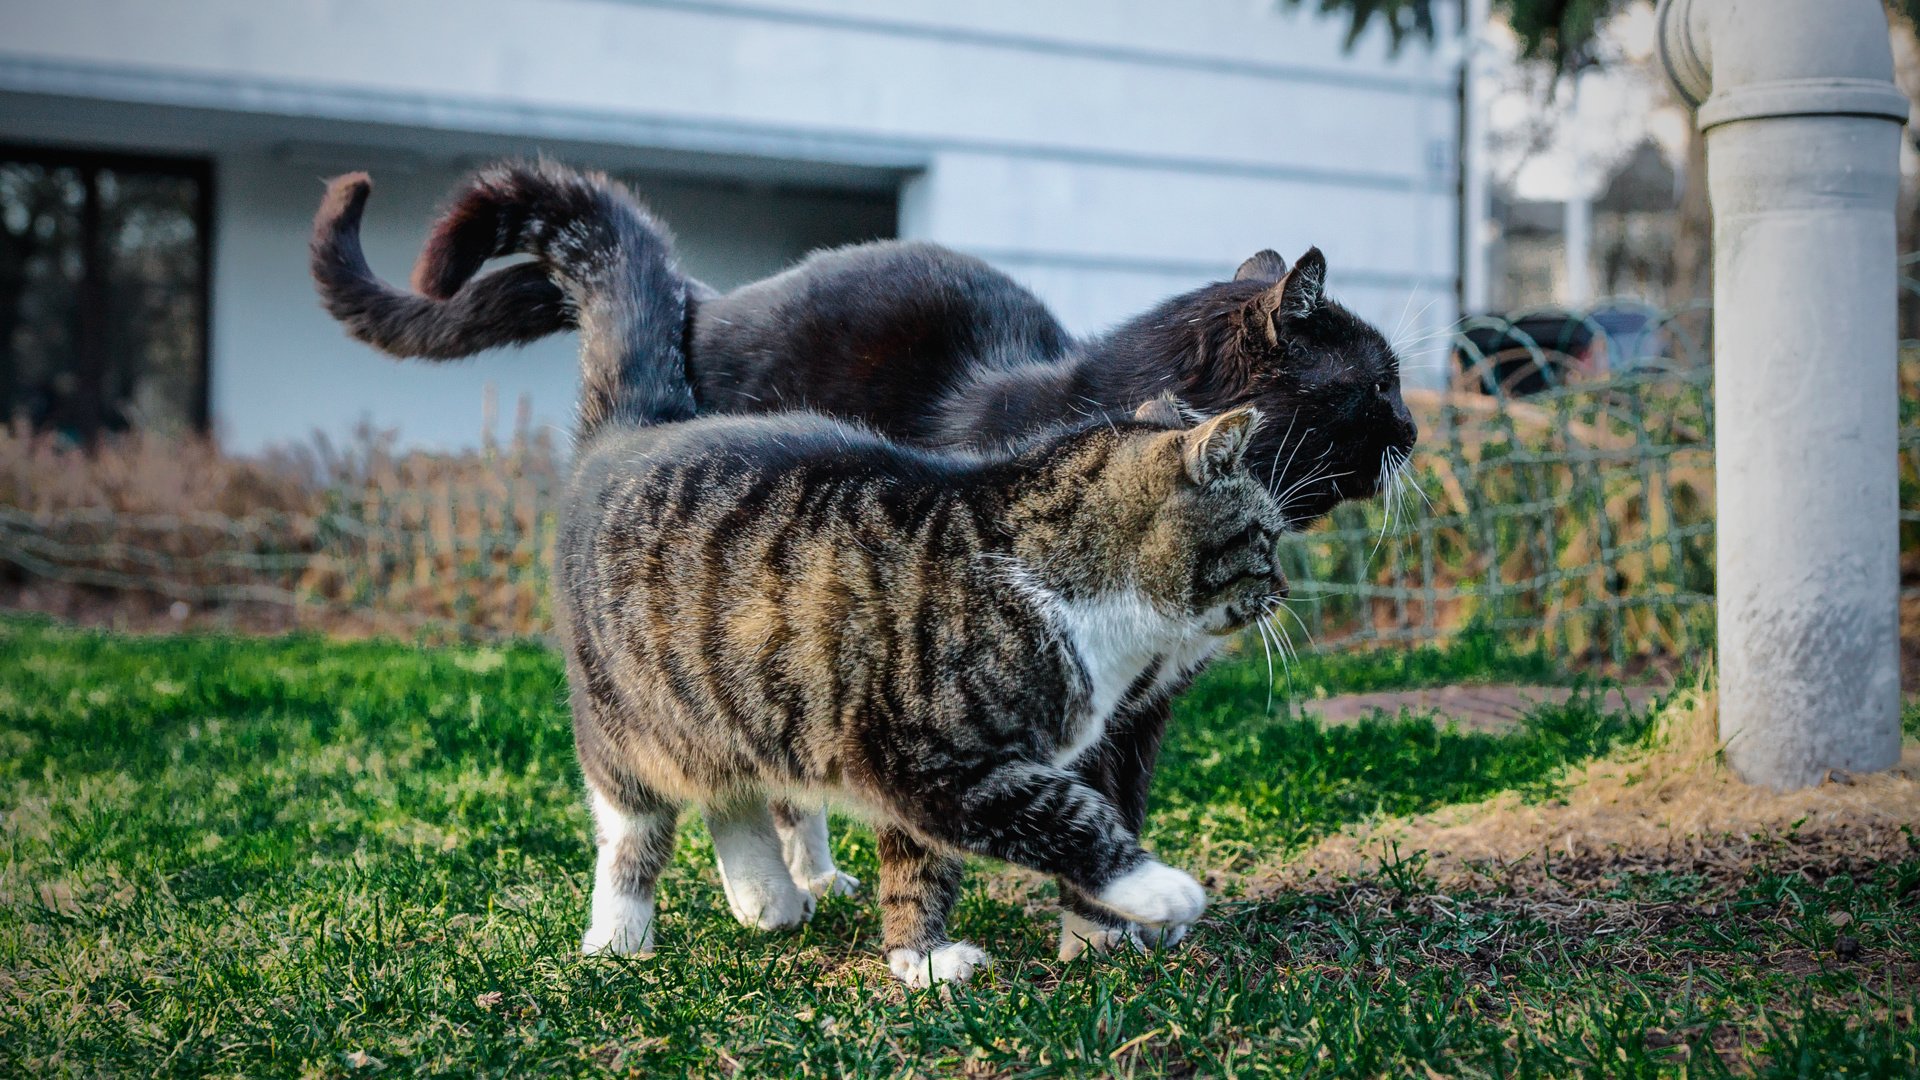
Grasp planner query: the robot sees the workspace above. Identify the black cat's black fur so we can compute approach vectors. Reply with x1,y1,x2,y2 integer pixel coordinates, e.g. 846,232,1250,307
310,161,1418,957
315,165,1416,532
682,241,1414,530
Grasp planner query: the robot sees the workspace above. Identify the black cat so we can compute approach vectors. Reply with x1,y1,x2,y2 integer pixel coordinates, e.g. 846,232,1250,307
310,161,1417,959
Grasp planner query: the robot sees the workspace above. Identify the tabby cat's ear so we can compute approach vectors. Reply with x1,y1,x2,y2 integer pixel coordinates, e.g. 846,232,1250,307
1132,393,1189,429
1181,406,1263,484
1234,249,1288,282
1246,247,1328,344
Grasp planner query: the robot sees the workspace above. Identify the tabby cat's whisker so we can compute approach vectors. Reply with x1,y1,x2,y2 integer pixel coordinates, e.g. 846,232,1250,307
1252,609,1277,714
1272,596,1318,654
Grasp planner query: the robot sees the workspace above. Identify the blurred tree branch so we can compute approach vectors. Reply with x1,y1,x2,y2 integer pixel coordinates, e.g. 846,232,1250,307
1295,0,1915,307
1284,0,1626,70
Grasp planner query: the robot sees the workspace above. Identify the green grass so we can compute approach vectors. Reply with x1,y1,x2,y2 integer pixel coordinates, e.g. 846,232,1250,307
2,617,1914,1077
1218,623,1566,699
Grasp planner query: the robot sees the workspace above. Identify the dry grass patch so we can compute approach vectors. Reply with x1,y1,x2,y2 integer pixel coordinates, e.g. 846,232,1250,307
1261,680,1918,897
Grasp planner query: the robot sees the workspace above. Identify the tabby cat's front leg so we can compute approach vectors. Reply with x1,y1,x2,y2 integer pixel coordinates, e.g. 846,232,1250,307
907,759,1206,932
769,800,861,899
875,826,985,988
580,784,679,957
1055,697,1193,960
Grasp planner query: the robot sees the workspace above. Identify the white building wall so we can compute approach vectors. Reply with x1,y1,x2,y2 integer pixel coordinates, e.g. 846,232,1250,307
209,154,894,451
0,0,1464,449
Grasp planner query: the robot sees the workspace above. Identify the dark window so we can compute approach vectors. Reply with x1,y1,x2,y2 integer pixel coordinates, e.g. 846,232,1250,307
0,145,212,441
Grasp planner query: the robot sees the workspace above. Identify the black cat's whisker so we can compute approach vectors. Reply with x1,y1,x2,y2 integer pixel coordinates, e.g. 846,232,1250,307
1265,412,1304,493
1388,288,1421,351
1409,471,1434,513
1395,448,1434,514
1389,296,1442,354
1390,457,1410,536
1276,467,1354,519
1389,319,1459,352
1272,454,1338,510
1381,447,1407,529
1368,451,1398,565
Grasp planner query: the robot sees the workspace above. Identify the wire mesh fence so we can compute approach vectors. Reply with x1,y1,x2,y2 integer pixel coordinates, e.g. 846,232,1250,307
1272,295,1712,661
1,295,1916,659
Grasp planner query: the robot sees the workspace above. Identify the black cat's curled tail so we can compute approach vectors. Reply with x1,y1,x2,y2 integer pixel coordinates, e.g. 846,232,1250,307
310,172,576,360
313,162,697,441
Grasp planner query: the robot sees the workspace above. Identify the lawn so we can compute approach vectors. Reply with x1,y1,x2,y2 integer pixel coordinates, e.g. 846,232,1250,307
1,617,1915,1077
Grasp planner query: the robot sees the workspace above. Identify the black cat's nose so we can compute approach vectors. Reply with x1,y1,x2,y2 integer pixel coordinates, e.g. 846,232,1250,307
1392,395,1416,433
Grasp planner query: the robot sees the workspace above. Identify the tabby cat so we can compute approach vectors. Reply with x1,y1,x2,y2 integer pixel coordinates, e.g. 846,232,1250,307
311,162,1413,959
337,167,1294,985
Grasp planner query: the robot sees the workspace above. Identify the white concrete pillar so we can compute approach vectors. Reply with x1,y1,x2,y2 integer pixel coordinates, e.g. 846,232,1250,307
1561,73,1594,306
1657,0,1909,788
1460,0,1493,314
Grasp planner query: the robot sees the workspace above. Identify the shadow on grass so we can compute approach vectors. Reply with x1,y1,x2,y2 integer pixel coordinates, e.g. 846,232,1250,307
1150,628,1662,866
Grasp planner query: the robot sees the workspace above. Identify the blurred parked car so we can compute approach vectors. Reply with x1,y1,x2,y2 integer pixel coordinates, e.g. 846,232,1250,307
1453,305,1671,396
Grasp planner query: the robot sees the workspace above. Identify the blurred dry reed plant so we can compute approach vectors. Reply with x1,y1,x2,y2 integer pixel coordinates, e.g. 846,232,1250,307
0,393,560,640
2,359,1915,661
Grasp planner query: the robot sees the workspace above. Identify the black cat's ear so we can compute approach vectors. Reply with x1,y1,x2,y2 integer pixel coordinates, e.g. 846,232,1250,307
1181,406,1263,484
1277,247,1327,317
1132,393,1189,429
1234,249,1288,283
1245,247,1328,345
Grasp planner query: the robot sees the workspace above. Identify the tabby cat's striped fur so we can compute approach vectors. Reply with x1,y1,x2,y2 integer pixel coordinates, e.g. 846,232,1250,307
566,401,1285,984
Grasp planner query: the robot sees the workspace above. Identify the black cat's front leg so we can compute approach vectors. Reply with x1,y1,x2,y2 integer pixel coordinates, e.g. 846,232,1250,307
874,826,982,988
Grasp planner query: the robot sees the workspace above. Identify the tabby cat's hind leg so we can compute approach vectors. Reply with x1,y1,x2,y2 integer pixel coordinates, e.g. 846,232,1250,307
876,827,986,988
581,783,678,957
770,800,860,899
705,797,814,931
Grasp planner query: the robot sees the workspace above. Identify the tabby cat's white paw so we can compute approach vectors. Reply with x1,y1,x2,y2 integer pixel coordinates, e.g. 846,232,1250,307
1057,910,1193,961
800,869,861,899
582,890,655,956
722,871,815,931
1057,911,1136,961
1093,860,1206,928
1137,919,1191,951
888,942,990,988
581,921,654,957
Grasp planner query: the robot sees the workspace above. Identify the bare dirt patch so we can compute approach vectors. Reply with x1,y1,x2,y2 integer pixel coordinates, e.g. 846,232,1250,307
1256,682,1919,899
1301,683,1660,732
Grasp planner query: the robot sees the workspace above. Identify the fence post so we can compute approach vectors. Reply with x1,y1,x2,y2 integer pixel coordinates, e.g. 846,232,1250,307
1657,0,1908,788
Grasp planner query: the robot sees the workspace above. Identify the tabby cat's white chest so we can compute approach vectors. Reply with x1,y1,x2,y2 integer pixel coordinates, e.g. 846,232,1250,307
1049,591,1217,766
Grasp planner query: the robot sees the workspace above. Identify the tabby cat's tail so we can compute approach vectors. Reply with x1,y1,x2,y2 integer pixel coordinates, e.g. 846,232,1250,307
312,161,696,439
